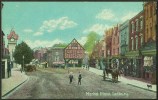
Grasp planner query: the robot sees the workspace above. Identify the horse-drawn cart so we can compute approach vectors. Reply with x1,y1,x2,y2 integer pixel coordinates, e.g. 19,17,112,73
103,68,121,83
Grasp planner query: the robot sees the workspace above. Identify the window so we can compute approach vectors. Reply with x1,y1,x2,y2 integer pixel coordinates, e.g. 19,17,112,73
150,5,152,17
136,19,139,31
146,8,148,19
132,22,135,33
102,50,104,57
154,2,156,15
113,49,115,55
140,35,143,46
150,23,152,36
72,43,78,47
140,18,143,29
55,56,59,62
131,38,134,50
113,38,115,44
146,25,148,38
55,52,59,56
148,7,150,17
135,35,138,50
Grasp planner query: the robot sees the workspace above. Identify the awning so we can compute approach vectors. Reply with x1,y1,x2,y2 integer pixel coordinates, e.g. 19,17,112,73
141,49,156,56
125,51,140,58
111,55,120,58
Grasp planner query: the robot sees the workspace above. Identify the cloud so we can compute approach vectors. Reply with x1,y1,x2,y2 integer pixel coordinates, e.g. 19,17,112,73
34,32,43,36
78,37,87,46
34,16,77,36
23,29,33,33
24,39,64,49
96,9,114,20
121,11,138,22
83,24,111,35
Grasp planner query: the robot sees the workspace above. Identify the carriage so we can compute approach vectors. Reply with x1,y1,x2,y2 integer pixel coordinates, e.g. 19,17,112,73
103,62,122,83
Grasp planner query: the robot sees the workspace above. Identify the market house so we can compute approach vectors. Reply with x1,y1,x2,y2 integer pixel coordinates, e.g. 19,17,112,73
64,38,85,67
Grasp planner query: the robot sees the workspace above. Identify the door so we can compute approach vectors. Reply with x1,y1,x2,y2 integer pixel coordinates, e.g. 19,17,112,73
2,61,5,78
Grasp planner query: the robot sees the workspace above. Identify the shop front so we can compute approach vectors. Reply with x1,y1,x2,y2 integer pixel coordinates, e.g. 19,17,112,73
125,51,143,78
141,49,156,84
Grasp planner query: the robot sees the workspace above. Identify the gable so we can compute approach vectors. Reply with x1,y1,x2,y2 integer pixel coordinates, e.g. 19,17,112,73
64,38,85,59
65,38,84,50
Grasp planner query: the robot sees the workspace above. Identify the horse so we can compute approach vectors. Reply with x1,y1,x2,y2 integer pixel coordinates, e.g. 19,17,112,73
105,68,121,83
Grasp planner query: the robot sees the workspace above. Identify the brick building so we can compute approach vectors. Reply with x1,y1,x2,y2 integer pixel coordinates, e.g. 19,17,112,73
141,2,157,83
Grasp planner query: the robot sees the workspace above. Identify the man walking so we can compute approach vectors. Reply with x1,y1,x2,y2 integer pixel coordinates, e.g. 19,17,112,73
69,72,73,84
7,61,11,78
78,71,82,85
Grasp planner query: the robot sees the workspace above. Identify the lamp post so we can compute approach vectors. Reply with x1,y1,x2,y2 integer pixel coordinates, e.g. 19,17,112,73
23,55,25,72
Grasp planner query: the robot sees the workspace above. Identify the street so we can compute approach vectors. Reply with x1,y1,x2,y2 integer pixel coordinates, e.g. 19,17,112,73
5,67,156,99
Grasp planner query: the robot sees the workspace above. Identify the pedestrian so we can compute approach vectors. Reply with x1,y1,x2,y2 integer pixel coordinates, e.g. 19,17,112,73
21,66,23,73
87,64,89,70
7,61,11,78
78,71,82,85
45,62,47,68
69,72,73,84
103,68,106,80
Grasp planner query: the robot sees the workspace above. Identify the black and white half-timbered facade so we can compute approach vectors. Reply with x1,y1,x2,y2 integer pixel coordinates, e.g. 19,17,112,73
64,38,85,67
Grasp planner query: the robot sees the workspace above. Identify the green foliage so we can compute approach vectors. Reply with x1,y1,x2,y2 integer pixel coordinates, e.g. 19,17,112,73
52,43,67,48
83,31,100,54
13,41,34,65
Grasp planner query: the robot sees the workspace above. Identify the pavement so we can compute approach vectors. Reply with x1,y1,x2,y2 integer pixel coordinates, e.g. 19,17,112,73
1,67,28,98
87,67,157,92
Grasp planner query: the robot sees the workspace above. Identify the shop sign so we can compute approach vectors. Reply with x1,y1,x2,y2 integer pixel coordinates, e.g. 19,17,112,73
143,56,153,67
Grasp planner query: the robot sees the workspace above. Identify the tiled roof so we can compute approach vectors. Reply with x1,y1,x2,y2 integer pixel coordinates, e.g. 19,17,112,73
7,30,18,40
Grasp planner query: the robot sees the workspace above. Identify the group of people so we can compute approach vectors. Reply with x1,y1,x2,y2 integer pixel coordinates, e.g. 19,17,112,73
69,71,82,85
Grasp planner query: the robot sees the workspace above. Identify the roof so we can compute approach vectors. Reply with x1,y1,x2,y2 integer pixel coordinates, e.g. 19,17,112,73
64,38,85,50
7,30,18,40
52,43,67,49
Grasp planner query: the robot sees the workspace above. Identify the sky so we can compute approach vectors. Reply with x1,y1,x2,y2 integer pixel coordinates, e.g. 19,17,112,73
2,2,143,49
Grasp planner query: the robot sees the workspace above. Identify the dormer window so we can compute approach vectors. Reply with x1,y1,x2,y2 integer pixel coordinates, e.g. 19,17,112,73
11,38,15,41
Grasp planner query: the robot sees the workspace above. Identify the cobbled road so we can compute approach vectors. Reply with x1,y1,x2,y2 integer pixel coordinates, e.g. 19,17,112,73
6,67,156,99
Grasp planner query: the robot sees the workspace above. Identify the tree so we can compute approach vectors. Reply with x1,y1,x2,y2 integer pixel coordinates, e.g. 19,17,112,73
83,31,100,54
13,41,34,70
52,43,67,48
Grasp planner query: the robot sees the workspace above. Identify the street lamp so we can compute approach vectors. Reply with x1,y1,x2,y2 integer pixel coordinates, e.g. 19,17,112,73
23,55,25,72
